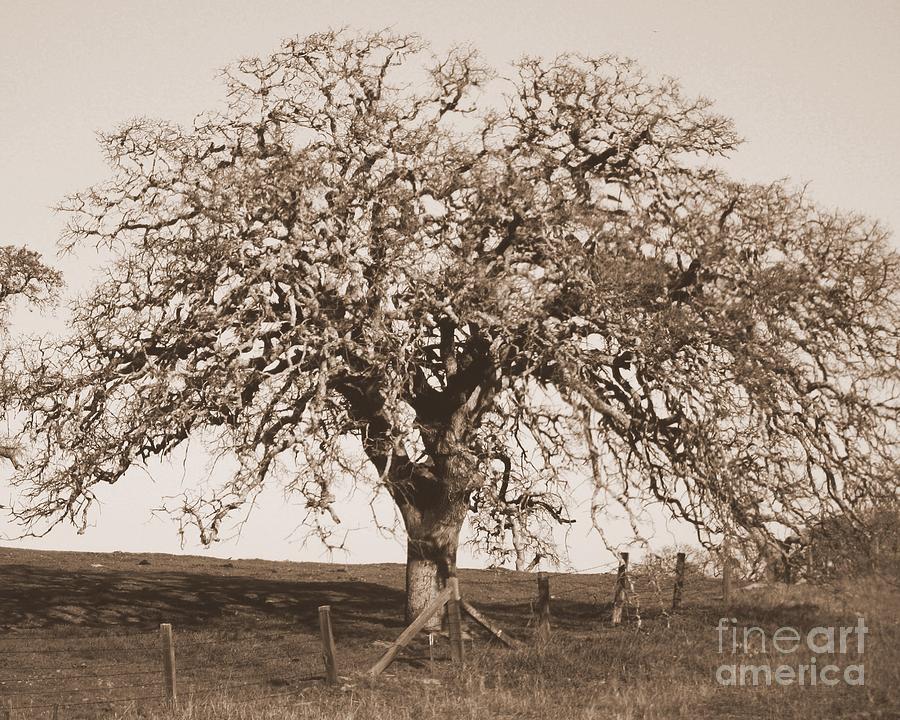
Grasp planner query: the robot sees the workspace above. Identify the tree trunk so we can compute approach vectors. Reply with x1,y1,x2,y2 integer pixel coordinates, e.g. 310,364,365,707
393,459,469,627
332,369,488,628
403,500,467,627
406,553,443,624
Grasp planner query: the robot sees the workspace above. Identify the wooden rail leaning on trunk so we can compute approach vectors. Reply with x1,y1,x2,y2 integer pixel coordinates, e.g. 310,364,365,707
367,576,526,683
367,585,454,680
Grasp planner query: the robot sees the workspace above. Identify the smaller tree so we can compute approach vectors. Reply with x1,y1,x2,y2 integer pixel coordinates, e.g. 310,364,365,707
0,246,62,467
807,504,900,580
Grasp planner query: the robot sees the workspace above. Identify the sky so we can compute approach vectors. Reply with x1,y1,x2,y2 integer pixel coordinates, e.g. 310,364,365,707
0,0,898,568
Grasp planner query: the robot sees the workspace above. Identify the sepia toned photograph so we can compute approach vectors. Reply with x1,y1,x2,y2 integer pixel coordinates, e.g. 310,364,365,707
1,2,898,718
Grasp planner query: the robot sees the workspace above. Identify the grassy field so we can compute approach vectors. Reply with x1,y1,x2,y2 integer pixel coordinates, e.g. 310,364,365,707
0,546,897,719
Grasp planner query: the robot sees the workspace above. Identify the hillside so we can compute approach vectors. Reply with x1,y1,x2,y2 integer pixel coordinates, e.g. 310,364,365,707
0,546,897,719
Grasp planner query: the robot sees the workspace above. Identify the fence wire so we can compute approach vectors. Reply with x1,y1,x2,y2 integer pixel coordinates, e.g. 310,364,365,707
0,627,325,715
0,556,695,714
455,554,694,640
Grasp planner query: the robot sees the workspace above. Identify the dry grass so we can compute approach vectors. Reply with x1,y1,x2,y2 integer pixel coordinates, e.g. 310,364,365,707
0,547,897,719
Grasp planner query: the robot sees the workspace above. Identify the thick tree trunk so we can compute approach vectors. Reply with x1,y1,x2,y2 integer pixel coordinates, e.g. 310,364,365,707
402,499,467,627
406,554,443,624
337,375,488,627
332,365,489,628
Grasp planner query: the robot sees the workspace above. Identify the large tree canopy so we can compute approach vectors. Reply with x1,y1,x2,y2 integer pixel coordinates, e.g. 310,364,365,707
9,30,899,617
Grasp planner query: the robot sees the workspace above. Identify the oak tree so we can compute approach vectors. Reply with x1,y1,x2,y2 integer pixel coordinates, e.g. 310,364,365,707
10,31,899,621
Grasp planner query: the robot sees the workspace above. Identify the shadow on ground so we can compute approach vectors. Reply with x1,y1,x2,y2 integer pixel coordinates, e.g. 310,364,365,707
0,547,735,644
0,560,406,640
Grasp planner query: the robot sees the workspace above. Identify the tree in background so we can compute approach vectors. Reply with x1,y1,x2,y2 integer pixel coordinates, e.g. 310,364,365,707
0,247,61,467
8,30,899,621
805,502,900,581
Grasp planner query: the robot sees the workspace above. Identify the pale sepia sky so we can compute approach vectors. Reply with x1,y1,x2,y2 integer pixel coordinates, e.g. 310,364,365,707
1,1,897,568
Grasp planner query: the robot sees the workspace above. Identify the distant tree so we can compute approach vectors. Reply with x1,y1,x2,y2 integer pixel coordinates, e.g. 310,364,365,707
9,30,899,622
806,503,900,580
0,246,61,467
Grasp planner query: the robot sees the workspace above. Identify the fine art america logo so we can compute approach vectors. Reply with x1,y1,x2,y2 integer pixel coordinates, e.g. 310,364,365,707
716,617,867,686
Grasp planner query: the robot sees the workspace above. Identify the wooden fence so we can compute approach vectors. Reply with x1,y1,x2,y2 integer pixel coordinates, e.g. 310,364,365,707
364,551,699,682
0,553,709,713
0,611,335,718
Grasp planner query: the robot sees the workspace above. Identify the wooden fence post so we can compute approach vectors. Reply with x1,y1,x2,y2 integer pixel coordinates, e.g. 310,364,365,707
446,576,465,664
159,623,177,707
611,552,629,625
722,536,733,607
672,551,686,611
318,605,339,685
536,572,551,644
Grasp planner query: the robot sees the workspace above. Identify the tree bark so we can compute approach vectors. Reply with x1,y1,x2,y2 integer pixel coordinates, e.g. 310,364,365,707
401,489,467,627
393,399,479,626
